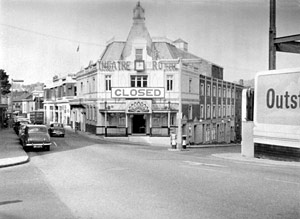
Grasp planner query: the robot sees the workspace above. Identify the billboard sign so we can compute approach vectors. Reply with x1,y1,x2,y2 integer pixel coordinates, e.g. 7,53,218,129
255,68,300,126
254,68,300,148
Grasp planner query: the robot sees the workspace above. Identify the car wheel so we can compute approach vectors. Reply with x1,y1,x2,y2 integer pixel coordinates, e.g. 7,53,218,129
44,145,50,151
61,134,65,137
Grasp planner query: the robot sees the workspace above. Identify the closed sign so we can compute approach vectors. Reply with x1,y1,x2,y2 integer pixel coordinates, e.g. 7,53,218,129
111,87,165,99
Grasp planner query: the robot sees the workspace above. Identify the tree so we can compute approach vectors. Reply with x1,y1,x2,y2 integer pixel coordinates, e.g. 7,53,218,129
0,69,11,96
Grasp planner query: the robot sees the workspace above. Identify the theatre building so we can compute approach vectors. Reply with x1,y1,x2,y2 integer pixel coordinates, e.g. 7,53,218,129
70,2,243,144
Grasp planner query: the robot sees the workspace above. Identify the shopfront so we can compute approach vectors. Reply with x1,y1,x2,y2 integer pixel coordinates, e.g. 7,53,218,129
98,94,177,137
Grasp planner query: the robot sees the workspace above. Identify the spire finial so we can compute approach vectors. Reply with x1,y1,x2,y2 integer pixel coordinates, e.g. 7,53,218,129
133,1,145,20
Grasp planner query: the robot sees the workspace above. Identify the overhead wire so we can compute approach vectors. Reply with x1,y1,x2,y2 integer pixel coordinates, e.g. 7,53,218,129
0,23,106,48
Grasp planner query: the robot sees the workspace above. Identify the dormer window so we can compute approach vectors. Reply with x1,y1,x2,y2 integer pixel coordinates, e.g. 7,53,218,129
135,49,143,60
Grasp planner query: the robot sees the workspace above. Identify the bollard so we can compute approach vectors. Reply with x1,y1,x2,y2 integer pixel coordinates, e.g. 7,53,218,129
170,133,177,149
182,135,187,149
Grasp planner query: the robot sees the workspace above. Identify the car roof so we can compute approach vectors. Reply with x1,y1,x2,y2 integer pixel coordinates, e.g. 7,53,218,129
18,118,30,121
26,124,47,128
50,123,64,126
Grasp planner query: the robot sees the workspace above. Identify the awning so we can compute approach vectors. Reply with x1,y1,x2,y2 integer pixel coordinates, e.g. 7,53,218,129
70,103,86,110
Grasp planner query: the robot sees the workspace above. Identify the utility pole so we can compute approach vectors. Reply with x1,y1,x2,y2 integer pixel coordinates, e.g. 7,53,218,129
177,58,183,150
269,0,300,70
269,0,276,70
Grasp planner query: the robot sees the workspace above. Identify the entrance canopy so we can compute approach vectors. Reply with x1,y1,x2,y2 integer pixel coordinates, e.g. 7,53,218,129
126,99,152,114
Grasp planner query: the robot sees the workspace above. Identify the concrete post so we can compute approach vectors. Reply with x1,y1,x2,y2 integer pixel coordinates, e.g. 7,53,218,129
241,121,254,157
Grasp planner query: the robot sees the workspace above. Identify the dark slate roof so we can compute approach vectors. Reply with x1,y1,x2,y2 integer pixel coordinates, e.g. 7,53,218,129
100,40,201,61
100,42,125,61
165,43,200,59
13,93,32,102
173,38,187,44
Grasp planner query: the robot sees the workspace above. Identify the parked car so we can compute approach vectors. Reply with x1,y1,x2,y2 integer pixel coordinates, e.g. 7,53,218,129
2,118,8,128
13,115,25,123
13,118,31,135
18,124,28,143
20,125,51,151
48,123,65,137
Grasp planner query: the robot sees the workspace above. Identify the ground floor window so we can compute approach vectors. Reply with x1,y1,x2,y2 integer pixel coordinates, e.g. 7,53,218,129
205,126,210,142
212,126,216,140
152,113,168,126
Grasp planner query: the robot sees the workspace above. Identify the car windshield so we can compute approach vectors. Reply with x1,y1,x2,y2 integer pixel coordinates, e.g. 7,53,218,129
28,127,47,133
20,121,30,124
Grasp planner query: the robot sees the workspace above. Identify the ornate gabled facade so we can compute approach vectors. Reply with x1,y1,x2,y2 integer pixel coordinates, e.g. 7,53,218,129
70,2,243,144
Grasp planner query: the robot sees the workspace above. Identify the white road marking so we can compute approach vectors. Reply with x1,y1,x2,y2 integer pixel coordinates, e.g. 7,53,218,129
180,165,229,174
184,161,226,168
53,142,57,147
264,177,300,185
231,161,274,167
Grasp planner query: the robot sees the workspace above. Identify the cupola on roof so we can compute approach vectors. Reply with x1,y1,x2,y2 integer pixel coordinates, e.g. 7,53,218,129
121,1,152,59
133,1,145,20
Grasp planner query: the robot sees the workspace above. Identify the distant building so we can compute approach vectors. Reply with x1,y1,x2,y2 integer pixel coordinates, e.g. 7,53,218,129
43,74,77,125
11,91,31,116
21,93,34,114
69,2,243,144
0,95,9,128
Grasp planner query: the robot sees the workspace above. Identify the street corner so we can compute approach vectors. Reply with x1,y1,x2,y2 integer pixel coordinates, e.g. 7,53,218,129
0,155,30,168
212,153,300,167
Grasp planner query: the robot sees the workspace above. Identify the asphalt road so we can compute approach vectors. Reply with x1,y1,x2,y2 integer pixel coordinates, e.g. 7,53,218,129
1,130,299,219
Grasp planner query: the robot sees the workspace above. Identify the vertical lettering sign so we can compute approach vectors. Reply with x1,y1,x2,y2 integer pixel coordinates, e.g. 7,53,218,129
256,70,300,125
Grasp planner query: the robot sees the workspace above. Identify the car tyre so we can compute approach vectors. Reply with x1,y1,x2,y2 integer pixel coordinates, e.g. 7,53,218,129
23,145,28,152
44,145,50,151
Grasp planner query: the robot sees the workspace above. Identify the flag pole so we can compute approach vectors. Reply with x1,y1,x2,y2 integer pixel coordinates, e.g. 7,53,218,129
77,44,80,70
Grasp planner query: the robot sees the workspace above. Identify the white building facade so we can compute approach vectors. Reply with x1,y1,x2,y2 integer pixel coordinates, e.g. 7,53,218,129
44,75,77,125
70,2,243,144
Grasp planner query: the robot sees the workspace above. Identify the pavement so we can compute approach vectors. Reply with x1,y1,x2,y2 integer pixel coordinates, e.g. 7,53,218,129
1,127,300,168
0,128,30,168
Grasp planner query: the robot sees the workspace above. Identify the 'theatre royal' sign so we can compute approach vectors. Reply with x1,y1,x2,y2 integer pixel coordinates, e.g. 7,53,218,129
111,87,165,99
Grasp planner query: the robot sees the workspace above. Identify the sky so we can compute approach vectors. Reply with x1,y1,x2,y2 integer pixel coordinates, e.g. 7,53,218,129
0,0,300,85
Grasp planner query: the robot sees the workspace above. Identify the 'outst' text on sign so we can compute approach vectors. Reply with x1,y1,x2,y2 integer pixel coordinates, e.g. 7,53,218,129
111,87,165,99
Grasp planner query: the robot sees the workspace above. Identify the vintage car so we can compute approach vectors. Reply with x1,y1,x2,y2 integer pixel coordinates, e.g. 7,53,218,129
20,125,51,151
13,118,31,135
18,124,28,143
48,123,65,137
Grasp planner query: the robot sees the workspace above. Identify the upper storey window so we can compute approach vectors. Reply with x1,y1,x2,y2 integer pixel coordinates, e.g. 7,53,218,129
135,49,143,60
167,75,173,91
105,75,111,91
131,76,147,87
